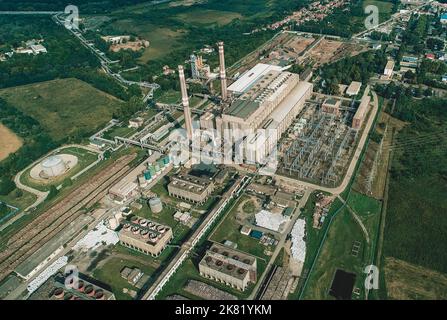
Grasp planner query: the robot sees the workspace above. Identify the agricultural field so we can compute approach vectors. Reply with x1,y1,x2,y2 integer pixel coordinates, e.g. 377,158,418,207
384,257,447,300
0,124,22,162
0,78,124,141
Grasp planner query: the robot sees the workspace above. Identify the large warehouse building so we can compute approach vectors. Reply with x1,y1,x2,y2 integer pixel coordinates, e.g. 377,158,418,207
199,243,257,291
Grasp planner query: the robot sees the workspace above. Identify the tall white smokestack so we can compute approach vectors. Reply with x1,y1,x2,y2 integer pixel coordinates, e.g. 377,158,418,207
178,65,193,142
218,41,228,101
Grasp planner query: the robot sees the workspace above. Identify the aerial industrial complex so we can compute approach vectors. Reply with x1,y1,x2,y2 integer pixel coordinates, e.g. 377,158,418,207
1,0,444,303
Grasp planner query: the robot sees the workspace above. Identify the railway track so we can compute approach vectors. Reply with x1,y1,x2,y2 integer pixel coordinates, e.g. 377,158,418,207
0,154,138,281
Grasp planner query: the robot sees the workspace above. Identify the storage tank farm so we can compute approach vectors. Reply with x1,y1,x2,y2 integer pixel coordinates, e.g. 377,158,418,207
143,155,171,184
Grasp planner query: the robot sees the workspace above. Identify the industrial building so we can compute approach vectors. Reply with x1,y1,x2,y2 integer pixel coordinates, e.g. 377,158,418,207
49,274,115,300
352,87,371,130
167,171,215,204
199,243,257,291
383,60,395,80
118,215,173,257
322,98,341,116
345,81,362,96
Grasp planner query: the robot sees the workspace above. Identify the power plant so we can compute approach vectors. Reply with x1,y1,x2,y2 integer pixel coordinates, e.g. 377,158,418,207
218,41,228,102
178,65,194,142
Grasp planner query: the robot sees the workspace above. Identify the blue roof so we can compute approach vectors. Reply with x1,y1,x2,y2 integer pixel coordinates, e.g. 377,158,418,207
441,13,447,19
249,230,263,239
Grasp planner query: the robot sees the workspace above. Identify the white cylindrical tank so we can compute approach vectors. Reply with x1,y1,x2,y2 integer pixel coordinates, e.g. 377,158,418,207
149,197,163,214
41,155,66,177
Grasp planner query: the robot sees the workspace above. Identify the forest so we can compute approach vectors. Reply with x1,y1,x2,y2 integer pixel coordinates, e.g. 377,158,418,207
318,50,388,94
382,94,447,274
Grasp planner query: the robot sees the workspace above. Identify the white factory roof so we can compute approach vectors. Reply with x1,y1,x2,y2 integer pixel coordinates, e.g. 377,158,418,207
346,81,362,96
228,63,283,94
290,219,306,263
268,81,312,127
255,209,290,232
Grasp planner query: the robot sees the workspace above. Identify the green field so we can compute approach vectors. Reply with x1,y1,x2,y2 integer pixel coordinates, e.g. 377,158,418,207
93,256,156,300
299,191,382,300
0,78,124,141
175,9,243,25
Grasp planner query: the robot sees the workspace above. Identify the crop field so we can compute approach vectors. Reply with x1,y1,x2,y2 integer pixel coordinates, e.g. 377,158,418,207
0,78,124,141
384,257,447,300
0,124,22,162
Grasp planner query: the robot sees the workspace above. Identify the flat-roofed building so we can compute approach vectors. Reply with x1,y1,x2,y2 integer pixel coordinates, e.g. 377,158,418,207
383,60,395,79
228,63,283,95
352,86,371,130
168,171,215,204
222,70,300,132
322,98,341,116
346,81,362,96
119,215,173,257
199,243,257,291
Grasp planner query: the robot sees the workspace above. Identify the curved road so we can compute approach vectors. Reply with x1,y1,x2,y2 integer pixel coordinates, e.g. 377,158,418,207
1,145,102,232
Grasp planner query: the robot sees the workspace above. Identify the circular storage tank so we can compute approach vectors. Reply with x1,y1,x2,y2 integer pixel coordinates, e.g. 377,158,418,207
41,155,66,177
149,197,163,214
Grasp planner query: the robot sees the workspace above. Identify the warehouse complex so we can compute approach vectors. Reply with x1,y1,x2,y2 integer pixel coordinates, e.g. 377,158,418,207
199,243,257,291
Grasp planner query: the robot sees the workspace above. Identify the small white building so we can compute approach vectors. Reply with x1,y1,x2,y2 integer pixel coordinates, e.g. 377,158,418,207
346,81,362,96
30,44,47,55
383,60,395,79
129,117,144,128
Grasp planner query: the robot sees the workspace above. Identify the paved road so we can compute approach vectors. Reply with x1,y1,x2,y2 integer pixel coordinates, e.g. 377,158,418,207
275,91,380,196
249,189,312,300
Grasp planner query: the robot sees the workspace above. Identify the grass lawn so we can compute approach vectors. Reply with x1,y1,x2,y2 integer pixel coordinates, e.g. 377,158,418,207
103,125,137,140
92,257,156,300
0,78,124,141
157,90,182,105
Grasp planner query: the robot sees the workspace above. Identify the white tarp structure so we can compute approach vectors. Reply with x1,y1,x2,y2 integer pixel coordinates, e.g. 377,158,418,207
290,219,306,262
72,220,119,252
255,209,290,232
27,256,68,294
